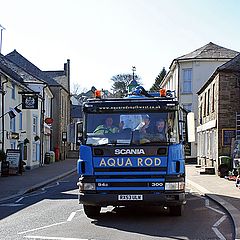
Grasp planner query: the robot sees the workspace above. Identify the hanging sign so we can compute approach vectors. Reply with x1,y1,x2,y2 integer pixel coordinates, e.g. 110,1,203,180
22,95,38,109
45,117,54,124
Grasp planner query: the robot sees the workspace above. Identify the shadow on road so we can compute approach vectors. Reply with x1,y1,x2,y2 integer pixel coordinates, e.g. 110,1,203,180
89,193,234,240
0,174,78,220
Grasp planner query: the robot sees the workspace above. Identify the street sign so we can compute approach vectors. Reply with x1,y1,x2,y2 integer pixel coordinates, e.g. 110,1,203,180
62,132,67,142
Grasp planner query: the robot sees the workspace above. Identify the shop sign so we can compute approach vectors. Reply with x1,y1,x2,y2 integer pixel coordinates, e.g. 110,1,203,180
10,132,19,140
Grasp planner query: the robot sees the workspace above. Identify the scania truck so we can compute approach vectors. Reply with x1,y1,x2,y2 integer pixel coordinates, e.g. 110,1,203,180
77,86,195,218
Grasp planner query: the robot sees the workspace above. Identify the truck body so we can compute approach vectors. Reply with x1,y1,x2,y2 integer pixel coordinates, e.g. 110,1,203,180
77,87,194,217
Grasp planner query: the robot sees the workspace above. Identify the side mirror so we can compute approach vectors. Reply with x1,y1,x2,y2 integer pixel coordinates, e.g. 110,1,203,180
77,121,83,143
187,112,195,142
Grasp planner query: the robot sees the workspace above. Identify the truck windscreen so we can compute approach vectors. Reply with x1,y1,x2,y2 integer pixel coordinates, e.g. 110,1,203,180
85,112,179,146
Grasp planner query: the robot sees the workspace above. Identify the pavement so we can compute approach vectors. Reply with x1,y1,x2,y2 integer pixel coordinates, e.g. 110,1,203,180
186,164,240,240
0,160,239,239
0,158,77,202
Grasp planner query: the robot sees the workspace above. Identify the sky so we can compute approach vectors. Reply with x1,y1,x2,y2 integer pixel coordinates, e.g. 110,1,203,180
1,0,240,93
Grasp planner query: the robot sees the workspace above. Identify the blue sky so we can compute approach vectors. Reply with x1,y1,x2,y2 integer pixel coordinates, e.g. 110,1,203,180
1,0,240,92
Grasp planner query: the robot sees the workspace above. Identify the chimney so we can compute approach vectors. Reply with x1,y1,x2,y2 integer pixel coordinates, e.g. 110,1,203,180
64,59,70,92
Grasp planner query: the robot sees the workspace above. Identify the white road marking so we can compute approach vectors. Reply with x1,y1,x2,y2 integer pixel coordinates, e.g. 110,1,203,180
67,212,76,222
212,227,226,240
0,203,24,207
207,206,225,215
204,198,228,239
15,197,24,203
26,191,47,197
18,222,66,235
205,198,225,215
42,182,60,191
213,215,227,227
24,236,89,240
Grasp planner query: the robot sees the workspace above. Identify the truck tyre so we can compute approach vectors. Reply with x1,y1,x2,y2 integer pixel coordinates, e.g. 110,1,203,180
83,205,101,218
169,205,183,216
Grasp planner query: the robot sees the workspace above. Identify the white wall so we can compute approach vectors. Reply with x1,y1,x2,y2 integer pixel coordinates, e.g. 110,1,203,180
161,59,232,159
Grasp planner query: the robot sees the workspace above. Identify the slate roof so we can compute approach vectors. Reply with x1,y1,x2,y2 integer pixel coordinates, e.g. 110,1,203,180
197,53,240,95
44,70,65,78
0,54,24,83
71,105,83,119
5,50,60,86
0,54,40,83
177,42,239,60
218,52,240,72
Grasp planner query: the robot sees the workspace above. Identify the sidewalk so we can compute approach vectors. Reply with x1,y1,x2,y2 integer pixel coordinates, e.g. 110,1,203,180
0,158,77,202
186,164,240,240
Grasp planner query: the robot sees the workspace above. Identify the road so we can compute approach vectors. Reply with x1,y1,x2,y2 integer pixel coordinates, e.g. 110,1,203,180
0,173,234,240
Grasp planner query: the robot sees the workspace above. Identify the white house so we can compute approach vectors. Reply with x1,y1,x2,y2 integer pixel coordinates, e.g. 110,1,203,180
0,55,53,170
160,42,239,161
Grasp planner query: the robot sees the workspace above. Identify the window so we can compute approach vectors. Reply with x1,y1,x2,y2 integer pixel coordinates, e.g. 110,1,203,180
207,89,210,115
203,92,207,117
182,69,192,93
10,115,16,132
19,112,23,130
212,84,215,112
10,141,16,149
33,116,38,134
199,104,203,124
11,83,16,99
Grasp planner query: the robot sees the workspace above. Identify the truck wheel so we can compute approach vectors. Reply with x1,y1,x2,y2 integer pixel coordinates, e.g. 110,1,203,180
83,205,101,218
169,205,183,216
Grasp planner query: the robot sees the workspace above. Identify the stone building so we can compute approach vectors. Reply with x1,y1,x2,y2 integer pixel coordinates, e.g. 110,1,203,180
197,53,240,172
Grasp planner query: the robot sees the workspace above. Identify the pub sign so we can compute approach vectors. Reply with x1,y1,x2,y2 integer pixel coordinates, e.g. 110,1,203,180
22,95,38,109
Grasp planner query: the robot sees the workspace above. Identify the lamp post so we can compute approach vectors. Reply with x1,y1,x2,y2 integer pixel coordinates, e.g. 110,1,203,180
132,66,136,81
0,24,6,54
128,66,138,93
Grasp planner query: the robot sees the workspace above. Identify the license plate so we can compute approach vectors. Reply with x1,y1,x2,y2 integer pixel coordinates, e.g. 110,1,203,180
118,195,143,201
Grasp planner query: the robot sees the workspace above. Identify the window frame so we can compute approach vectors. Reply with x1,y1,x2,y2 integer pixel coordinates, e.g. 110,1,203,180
182,68,192,94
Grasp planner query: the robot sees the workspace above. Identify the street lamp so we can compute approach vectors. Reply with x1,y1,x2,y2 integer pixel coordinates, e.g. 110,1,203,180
132,66,136,81
128,66,138,93
0,24,6,54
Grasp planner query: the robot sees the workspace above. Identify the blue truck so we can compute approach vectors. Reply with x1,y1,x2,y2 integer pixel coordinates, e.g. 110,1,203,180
77,87,195,218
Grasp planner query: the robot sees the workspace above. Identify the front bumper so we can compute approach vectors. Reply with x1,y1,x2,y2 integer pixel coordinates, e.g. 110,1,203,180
79,192,186,207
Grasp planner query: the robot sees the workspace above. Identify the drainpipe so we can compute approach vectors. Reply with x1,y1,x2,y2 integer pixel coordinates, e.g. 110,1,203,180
40,84,47,166
1,75,8,151
176,60,180,100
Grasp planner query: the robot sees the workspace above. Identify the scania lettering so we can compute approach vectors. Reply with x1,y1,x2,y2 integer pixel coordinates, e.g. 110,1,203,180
77,86,195,218
115,149,145,155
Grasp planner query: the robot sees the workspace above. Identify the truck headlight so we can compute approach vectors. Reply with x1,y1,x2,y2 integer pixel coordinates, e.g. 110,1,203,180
78,182,96,191
165,182,185,190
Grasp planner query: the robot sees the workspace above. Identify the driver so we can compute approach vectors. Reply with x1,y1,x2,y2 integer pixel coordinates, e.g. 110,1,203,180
94,117,119,134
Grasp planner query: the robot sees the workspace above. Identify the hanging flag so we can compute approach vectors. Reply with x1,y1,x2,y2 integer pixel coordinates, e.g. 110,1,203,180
8,110,16,119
